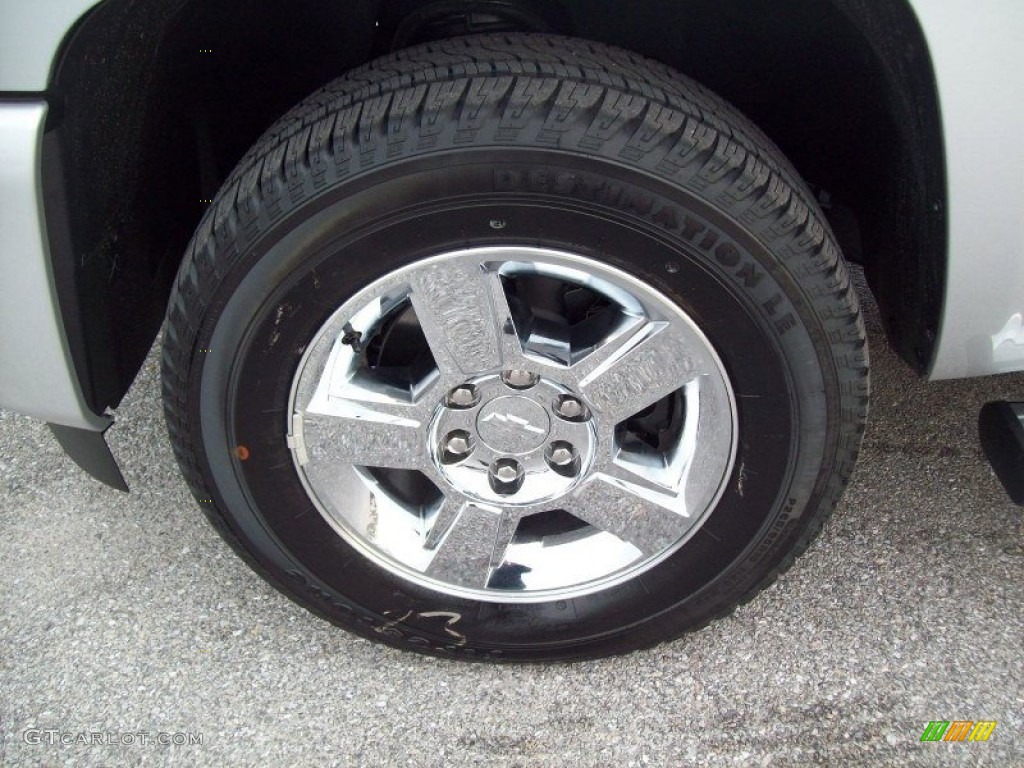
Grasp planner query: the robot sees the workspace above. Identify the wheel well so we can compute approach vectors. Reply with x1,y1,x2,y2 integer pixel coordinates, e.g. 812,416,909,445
44,0,943,415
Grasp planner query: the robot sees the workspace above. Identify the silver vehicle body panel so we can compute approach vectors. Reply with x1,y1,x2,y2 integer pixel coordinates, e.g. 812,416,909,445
909,0,1024,379
0,1,99,91
0,1,1022,437
0,102,110,430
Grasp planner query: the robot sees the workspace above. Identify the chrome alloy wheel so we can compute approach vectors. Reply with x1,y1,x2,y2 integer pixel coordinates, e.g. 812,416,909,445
287,247,737,602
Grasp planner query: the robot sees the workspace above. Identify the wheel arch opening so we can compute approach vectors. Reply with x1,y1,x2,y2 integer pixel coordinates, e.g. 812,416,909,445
43,0,943,416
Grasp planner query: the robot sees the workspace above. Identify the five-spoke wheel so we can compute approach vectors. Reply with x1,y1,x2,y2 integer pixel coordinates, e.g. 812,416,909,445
163,34,867,660
289,247,736,600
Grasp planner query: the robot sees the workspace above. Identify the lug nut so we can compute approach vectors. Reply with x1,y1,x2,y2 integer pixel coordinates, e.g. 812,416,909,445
502,369,538,389
545,441,580,477
441,430,474,463
553,395,589,422
489,458,525,495
447,384,479,409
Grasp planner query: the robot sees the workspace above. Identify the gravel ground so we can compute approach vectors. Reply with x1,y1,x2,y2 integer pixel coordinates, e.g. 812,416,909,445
1,277,1022,767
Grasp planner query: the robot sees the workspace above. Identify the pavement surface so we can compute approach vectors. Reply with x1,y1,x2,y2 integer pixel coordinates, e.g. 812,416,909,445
1,274,1022,767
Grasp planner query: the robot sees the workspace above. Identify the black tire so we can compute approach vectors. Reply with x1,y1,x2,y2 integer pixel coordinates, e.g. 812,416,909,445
162,34,868,662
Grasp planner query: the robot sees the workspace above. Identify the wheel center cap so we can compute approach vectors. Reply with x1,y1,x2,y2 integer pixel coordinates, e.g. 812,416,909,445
476,396,550,454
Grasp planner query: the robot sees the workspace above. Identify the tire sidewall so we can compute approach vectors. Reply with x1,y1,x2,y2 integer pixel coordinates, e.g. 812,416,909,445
192,149,833,659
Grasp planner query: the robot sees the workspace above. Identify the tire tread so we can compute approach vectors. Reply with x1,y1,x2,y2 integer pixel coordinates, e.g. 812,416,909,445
162,33,869,661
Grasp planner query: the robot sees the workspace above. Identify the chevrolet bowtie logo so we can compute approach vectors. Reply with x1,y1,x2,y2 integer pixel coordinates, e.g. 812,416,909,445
480,412,546,435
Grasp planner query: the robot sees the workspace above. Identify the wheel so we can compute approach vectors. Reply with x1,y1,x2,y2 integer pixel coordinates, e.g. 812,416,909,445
162,34,868,661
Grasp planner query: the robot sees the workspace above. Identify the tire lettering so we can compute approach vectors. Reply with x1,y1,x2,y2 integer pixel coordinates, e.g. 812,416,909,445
494,168,521,191
736,262,764,290
528,169,551,191
619,189,654,215
679,214,704,242
762,293,784,316
714,242,741,268
699,230,720,250
651,204,680,230
491,167,795,323
774,314,797,335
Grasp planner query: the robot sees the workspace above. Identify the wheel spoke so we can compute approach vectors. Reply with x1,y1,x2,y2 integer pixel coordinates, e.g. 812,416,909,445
423,495,463,550
566,474,690,556
424,501,518,588
565,314,645,381
599,458,676,494
288,245,737,602
576,321,697,425
296,407,426,470
409,260,503,375
480,268,534,371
